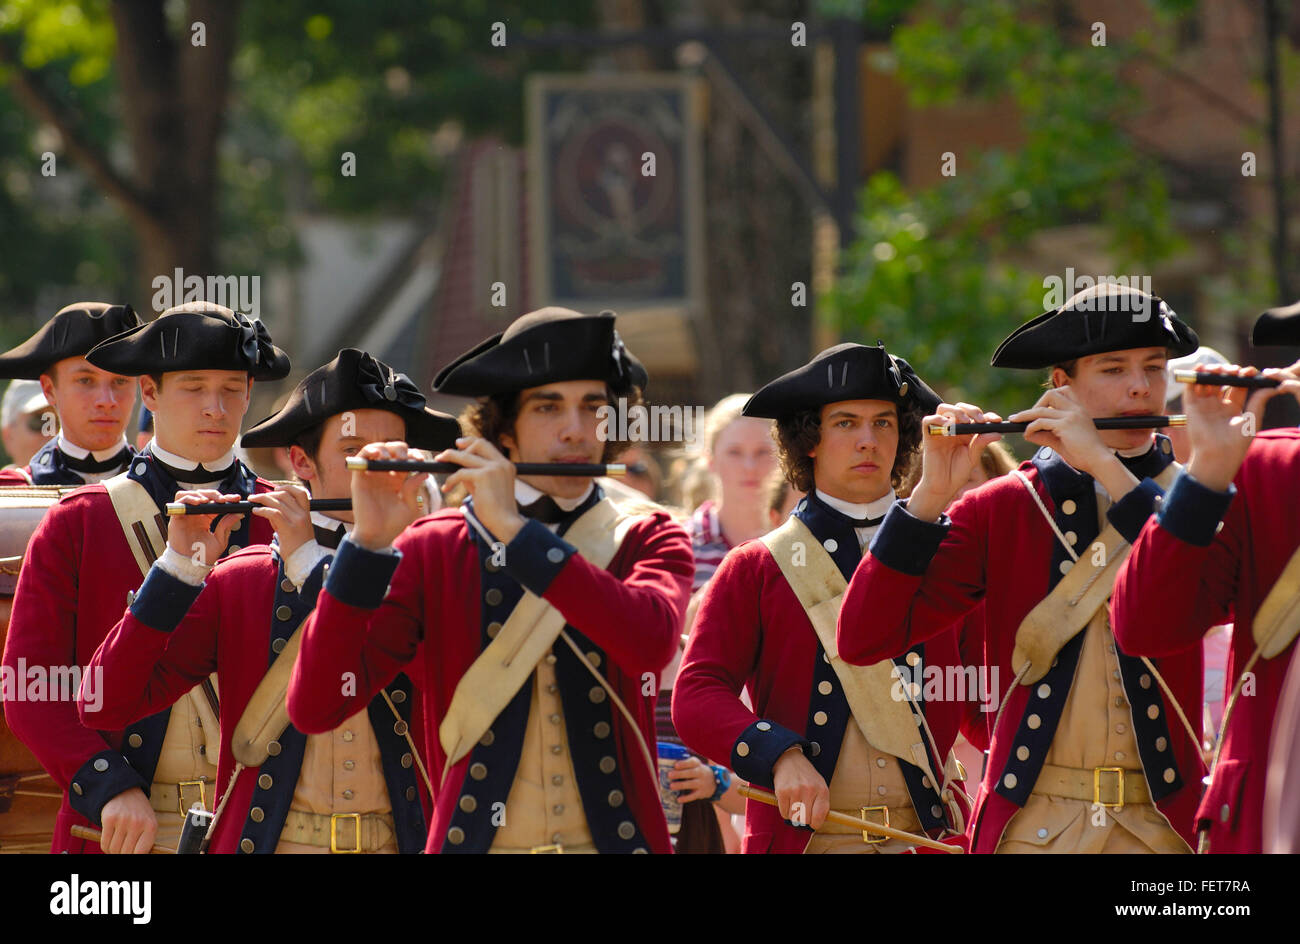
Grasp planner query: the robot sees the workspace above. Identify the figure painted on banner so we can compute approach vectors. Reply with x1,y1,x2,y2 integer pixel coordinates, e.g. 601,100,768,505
84,349,459,853
1,302,290,853
838,284,1204,854
287,308,694,853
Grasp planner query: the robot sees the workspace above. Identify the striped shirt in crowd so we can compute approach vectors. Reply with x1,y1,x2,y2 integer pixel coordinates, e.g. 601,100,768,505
688,499,732,592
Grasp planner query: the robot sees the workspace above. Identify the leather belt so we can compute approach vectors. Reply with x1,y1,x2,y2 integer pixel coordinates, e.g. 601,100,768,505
149,780,210,819
1033,764,1151,807
280,810,395,853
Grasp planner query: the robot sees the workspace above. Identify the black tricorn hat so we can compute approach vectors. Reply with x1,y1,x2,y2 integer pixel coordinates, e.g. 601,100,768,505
433,307,648,397
241,348,461,450
0,302,143,379
1251,300,1300,347
991,284,1198,369
86,302,291,380
742,342,942,420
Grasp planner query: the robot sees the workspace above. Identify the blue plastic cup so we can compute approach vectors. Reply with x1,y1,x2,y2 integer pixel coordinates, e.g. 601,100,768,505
657,742,691,835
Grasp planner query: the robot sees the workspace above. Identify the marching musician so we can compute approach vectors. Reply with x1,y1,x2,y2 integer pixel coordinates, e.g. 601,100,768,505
1,302,289,853
0,303,141,485
1111,301,1300,853
82,349,460,853
286,308,694,853
837,284,1205,853
673,342,977,853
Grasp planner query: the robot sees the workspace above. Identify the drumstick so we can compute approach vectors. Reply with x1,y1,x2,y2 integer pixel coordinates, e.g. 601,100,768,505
166,498,352,516
927,415,1186,436
736,783,962,853
1172,370,1281,389
345,458,635,476
70,824,173,854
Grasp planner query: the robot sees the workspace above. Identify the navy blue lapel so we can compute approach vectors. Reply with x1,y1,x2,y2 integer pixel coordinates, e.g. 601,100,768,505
26,439,90,485
792,490,865,580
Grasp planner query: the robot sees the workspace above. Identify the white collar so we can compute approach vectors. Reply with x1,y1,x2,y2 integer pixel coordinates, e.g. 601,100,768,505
815,487,896,521
148,438,236,473
514,478,594,512
310,510,352,535
57,432,128,463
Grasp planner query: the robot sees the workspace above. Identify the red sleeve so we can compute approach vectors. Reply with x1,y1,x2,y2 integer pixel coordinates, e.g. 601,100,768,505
672,550,767,768
0,500,109,789
838,495,988,666
956,606,992,751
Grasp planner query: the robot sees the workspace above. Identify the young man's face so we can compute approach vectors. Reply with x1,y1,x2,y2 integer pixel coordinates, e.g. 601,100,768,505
41,356,135,453
1052,347,1168,452
499,379,607,500
289,408,406,522
141,370,252,464
808,398,900,505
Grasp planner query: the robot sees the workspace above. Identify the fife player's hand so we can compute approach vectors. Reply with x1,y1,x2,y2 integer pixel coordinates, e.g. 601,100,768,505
99,787,159,855
435,437,526,545
1186,364,1300,491
248,484,315,561
166,489,244,567
348,441,430,551
908,402,1002,522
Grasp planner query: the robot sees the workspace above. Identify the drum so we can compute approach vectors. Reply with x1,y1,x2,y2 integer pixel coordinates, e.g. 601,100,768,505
0,486,73,853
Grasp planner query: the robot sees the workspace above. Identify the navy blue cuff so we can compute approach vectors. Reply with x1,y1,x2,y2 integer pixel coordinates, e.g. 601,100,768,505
325,536,401,609
730,720,809,789
1157,472,1236,547
502,519,575,598
1106,478,1166,545
129,565,204,633
867,500,950,576
68,749,148,825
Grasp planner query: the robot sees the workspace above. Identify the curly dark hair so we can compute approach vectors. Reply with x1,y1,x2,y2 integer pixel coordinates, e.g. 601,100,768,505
460,383,645,464
773,401,923,493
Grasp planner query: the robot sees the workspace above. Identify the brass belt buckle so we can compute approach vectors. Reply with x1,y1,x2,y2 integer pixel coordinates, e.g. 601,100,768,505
1094,766,1125,809
529,843,564,854
330,812,362,853
859,805,890,844
176,779,207,817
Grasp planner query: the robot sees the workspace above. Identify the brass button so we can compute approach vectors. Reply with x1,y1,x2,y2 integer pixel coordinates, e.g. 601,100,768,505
1163,768,1176,784
550,745,563,755
822,538,838,553
818,681,833,695
1147,704,1160,720
401,753,413,769
272,637,286,654
447,827,465,845
921,775,931,789
391,690,407,704
480,730,495,747
930,805,943,818
589,686,606,704
459,795,477,813
484,558,501,573
1003,773,1018,789
1155,737,1168,751
1115,724,1127,734
1037,827,1049,839
1059,560,1072,575
877,785,887,796
599,756,616,774
549,713,561,724
735,742,750,757
470,762,488,780
275,605,292,621
486,621,503,639
547,548,565,564
228,545,241,553
258,774,273,790
546,684,558,694
809,741,821,756
1027,714,1041,729
756,721,771,731
1037,684,1051,699
343,760,356,771
608,790,625,807
906,651,921,667
404,786,416,801
127,733,143,748
240,838,254,853
1140,674,1152,689
394,720,409,736
551,775,563,786
1114,751,1125,761
1114,697,1125,708
484,588,503,606
876,757,887,768
72,782,82,795
1061,499,1077,515
342,789,354,800
546,654,557,664
1016,746,1030,761
342,731,354,742
93,758,109,772
587,651,601,668
249,807,264,823
281,578,295,592
593,722,610,738
813,711,828,725
1064,531,1078,545
267,740,281,756
552,804,565,815
617,820,635,839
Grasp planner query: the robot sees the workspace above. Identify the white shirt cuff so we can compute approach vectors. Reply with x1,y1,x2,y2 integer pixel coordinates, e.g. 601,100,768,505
285,540,331,590
156,545,213,586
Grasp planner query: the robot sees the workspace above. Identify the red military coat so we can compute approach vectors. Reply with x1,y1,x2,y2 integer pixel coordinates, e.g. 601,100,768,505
1113,428,1300,853
673,491,980,854
0,459,272,852
837,442,1203,853
286,496,693,854
83,545,429,853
